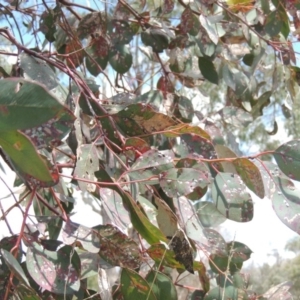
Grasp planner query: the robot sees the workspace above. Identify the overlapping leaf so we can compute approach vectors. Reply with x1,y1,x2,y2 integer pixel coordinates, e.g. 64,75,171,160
26,243,80,294
62,221,100,253
120,268,157,300
211,173,253,222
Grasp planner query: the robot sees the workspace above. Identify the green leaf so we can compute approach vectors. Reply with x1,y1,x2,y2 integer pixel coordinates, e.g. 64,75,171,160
198,57,218,85
204,286,247,300
221,107,253,127
211,173,253,222
122,192,167,244
145,271,177,300
120,268,157,300
39,8,58,42
26,243,80,294
0,130,54,184
109,44,132,74
197,201,227,228
209,254,243,275
141,29,169,52
0,249,30,286
0,78,74,131
273,140,300,181
154,196,178,237
227,241,253,264
232,158,265,198
265,10,282,37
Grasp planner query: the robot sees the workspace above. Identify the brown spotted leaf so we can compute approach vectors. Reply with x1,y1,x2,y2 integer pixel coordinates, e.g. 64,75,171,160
95,224,141,269
232,158,265,198
164,124,211,140
114,103,177,135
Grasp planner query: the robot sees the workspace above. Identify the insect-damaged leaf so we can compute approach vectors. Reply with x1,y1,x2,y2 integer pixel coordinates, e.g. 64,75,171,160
0,130,55,185
94,224,141,269
114,103,177,135
0,78,75,131
74,144,100,193
120,268,157,300
77,12,107,39
62,221,100,253
159,167,212,198
174,133,217,159
170,229,194,273
274,140,300,181
272,176,300,234
211,173,253,222
129,149,174,185
26,242,80,294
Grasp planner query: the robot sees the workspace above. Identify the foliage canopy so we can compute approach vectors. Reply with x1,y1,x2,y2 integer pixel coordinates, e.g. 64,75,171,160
0,0,300,299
